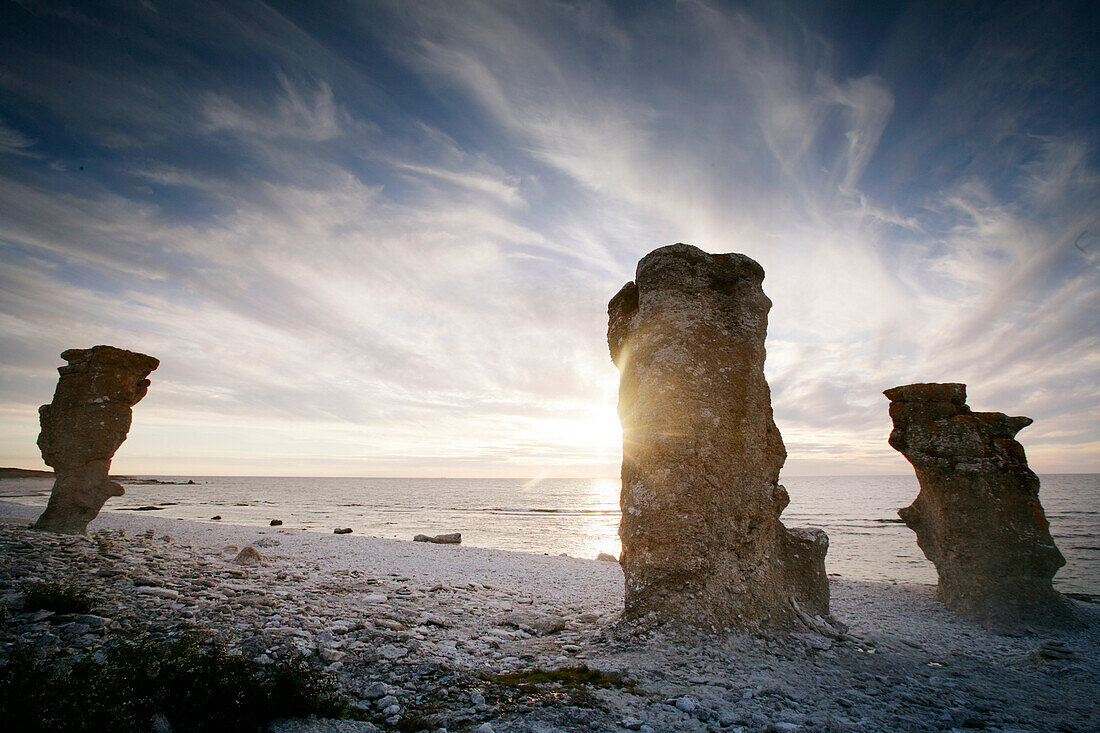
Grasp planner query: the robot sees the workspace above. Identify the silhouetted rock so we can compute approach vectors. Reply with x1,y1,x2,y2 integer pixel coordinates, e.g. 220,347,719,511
608,244,829,628
34,346,159,535
269,519,283,526
884,382,1075,628
414,532,461,544
334,527,353,534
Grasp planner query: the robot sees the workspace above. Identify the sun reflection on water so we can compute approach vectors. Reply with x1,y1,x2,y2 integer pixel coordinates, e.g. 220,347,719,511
576,477,622,560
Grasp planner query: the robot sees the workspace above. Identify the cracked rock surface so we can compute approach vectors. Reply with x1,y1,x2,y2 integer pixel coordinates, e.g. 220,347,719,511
885,383,1075,629
34,345,159,535
608,244,828,629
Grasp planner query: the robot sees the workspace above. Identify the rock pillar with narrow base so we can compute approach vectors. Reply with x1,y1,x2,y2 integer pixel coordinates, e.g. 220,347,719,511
608,244,829,628
34,346,159,535
884,382,1075,628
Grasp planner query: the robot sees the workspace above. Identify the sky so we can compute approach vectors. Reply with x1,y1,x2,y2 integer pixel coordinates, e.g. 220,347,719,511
0,0,1097,478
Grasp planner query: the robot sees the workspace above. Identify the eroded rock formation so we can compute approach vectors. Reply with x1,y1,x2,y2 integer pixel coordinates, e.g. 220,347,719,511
608,244,829,628
884,382,1075,627
34,346,159,534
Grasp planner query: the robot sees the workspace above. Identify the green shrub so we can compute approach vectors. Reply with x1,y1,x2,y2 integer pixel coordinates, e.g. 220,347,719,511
0,633,350,732
22,580,96,614
493,664,629,689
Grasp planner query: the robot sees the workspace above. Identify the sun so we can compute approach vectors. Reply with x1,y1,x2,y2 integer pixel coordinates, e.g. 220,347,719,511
536,407,622,462
572,408,623,454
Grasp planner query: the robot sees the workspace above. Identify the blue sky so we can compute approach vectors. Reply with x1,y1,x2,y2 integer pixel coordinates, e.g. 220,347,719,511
0,0,1097,476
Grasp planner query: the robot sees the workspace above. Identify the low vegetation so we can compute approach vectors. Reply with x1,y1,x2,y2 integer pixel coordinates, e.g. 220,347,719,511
0,632,352,732
22,580,97,615
493,664,630,690
487,664,633,710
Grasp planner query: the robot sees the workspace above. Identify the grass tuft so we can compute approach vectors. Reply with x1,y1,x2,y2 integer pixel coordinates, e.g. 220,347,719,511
22,580,97,614
492,664,631,690
0,632,351,733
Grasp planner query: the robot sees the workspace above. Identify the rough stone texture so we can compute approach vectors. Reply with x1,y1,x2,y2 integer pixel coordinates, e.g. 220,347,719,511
608,243,829,628
884,382,1075,628
232,546,264,566
34,345,159,534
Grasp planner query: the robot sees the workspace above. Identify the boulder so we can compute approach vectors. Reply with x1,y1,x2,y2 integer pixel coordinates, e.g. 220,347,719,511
232,547,264,566
608,244,828,628
413,532,461,544
334,527,353,534
884,382,1075,627
596,552,619,562
34,346,159,534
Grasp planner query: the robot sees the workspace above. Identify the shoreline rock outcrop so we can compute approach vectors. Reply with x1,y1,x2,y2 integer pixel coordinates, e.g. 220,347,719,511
608,244,829,628
884,382,1075,628
34,346,159,535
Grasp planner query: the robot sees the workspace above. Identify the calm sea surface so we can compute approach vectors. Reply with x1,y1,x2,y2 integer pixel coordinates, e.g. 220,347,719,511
3,474,1097,596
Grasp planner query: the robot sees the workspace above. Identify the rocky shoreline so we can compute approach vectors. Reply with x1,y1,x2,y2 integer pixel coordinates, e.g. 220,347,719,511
1,502,1097,732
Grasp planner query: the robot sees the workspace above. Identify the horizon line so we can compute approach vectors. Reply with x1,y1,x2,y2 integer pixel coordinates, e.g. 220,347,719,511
6,467,1098,480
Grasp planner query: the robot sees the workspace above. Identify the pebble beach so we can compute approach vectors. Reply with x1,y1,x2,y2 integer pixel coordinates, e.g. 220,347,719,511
1,501,1097,733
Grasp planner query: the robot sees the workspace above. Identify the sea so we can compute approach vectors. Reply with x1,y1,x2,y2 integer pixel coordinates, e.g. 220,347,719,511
2,474,1097,597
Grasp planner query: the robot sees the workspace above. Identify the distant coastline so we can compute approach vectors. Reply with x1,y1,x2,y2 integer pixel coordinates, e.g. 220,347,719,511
0,467,192,484
0,467,52,478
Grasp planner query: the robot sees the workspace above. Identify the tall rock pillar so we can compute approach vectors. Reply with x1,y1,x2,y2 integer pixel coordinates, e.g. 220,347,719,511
608,244,828,628
884,383,1075,627
34,345,160,534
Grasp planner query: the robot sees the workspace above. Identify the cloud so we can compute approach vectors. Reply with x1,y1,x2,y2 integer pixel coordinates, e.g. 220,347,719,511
0,0,1095,475
0,118,34,154
201,74,342,142
392,162,523,209
379,0,1096,473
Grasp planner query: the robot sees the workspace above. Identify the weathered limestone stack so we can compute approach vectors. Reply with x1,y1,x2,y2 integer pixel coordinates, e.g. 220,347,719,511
608,244,829,628
884,383,1075,627
34,346,159,534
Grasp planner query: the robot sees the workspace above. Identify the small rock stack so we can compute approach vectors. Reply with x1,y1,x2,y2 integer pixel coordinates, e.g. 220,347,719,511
34,346,159,535
884,382,1075,628
608,244,829,628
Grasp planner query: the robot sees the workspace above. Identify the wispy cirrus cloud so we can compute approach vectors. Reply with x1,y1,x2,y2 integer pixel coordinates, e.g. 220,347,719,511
0,0,1095,475
0,118,35,155
201,74,342,142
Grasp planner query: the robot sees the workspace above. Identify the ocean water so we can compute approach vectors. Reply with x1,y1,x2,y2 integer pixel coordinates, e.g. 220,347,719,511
2,474,1097,596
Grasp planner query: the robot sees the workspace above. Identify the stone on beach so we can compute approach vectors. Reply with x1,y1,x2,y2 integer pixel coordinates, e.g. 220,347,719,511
33,345,159,535
334,527,353,534
414,532,461,544
884,382,1075,628
608,244,829,628
232,546,264,566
